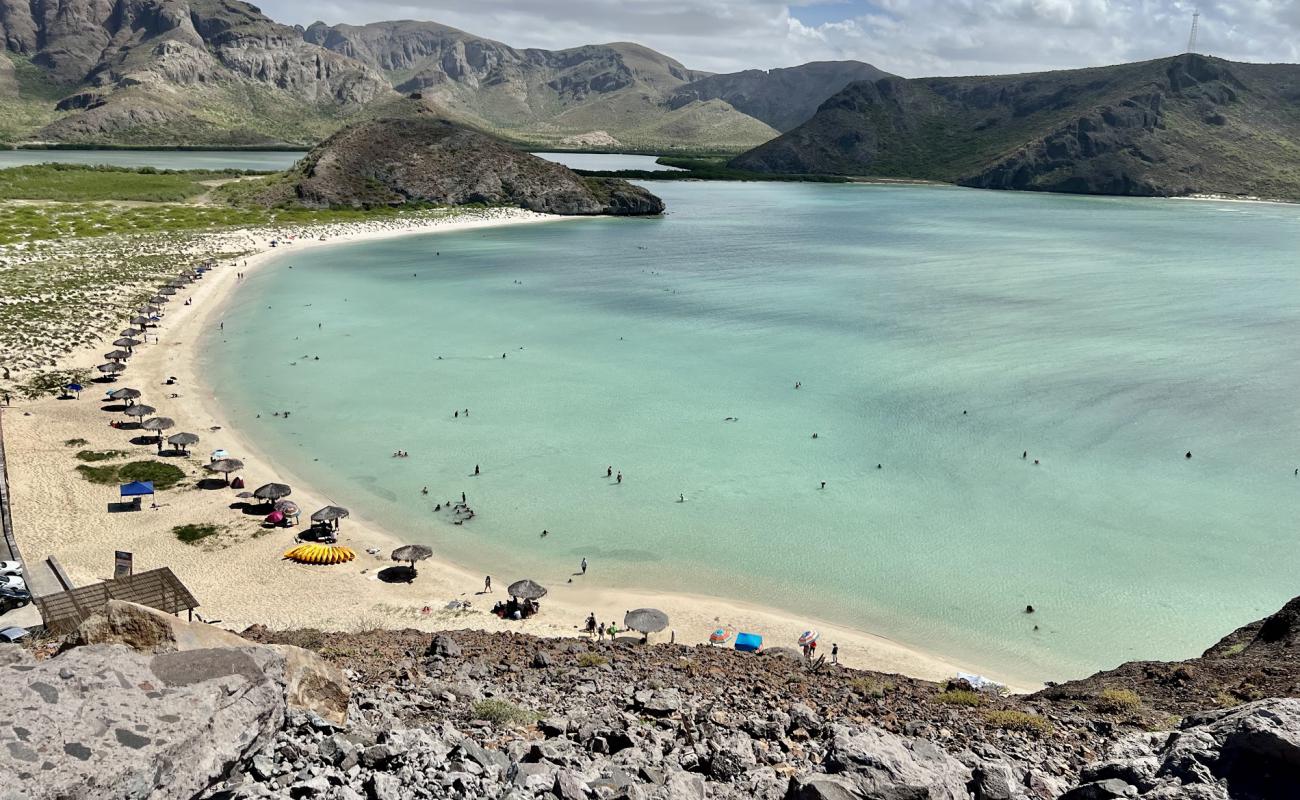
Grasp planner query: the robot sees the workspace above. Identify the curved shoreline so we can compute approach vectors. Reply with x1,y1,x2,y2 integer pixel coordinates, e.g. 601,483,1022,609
6,209,1037,692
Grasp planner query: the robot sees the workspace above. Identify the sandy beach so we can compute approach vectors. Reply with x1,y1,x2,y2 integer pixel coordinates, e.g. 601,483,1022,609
1,208,1031,692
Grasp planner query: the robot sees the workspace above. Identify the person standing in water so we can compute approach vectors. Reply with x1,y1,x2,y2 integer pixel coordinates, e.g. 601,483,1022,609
606,466,612,478
580,557,588,575
474,465,480,476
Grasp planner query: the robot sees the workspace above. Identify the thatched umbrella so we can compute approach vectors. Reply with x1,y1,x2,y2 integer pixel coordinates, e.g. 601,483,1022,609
167,432,199,453
253,483,292,503
109,387,141,404
130,316,151,327
104,350,131,362
138,305,160,314
167,280,187,289
310,505,350,530
507,579,547,601
119,328,142,338
158,287,177,296
113,337,142,350
624,608,669,635
97,363,126,375
206,458,244,483
123,404,155,419
391,544,433,570
149,295,168,305
142,417,175,435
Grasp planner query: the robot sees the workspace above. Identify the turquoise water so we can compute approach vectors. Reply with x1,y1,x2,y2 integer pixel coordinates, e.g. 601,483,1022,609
0,149,306,170
207,182,1300,683
531,153,682,171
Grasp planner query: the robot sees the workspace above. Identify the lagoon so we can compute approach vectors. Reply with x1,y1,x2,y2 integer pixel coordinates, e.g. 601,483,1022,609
206,181,1300,683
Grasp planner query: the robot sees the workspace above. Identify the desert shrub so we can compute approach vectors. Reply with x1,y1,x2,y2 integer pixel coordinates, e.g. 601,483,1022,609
1096,688,1141,714
471,699,541,727
64,438,89,447
935,689,985,707
984,710,1052,734
576,652,608,668
76,449,128,462
849,677,892,698
76,460,186,490
173,523,223,544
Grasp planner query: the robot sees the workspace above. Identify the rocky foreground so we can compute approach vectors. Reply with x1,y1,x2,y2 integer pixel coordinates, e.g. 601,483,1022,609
4,598,1300,799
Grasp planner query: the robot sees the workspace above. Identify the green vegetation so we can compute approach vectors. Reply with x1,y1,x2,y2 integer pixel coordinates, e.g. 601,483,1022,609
64,438,90,447
935,689,985,707
1220,642,1247,657
76,450,129,462
1096,688,1142,714
470,699,543,727
573,156,849,183
576,653,609,668
15,369,92,399
174,523,225,544
848,677,892,698
984,710,1052,735
75,460,186,490
0,164,265,203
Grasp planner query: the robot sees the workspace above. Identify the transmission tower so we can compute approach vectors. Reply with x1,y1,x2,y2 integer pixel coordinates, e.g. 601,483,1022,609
1187,9,1199,53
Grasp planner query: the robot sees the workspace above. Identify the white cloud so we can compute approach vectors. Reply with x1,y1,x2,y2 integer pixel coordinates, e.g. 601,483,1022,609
253,0,1300,76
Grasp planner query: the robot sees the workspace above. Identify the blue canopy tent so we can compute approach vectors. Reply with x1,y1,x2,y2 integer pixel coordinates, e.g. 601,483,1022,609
119,481,154,511
66,383,83,398
734,632,762,653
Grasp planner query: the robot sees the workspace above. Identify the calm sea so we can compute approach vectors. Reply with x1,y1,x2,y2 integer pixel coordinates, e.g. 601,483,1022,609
205,179,1300,683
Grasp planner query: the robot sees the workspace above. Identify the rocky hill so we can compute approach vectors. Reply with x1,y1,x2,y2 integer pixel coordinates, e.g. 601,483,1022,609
6,594,1300,799
0,1,888,150
732,54,1300,200
248,114,665,216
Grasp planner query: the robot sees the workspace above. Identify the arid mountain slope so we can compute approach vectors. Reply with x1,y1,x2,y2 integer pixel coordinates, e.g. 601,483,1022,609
733,54,1300,200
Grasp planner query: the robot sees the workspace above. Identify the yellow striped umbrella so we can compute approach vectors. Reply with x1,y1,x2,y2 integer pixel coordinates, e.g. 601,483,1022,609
283,544,356,565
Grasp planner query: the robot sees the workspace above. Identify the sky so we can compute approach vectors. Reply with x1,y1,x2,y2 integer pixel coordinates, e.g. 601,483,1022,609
255,1,1300,77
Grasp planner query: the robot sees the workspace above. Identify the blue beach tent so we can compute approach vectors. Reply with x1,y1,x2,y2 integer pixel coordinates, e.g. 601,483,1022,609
119,481,155,498
734,632,762,653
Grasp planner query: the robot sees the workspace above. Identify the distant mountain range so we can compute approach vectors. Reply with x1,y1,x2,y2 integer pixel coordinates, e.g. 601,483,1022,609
732,54,1300,200
0,0,888,151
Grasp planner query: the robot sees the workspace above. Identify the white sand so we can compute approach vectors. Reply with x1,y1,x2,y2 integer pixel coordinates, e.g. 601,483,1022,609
3,208,1034,692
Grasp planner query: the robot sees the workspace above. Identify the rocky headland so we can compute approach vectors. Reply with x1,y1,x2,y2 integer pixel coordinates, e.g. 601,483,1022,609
245,115,664,217
5,595,1300,799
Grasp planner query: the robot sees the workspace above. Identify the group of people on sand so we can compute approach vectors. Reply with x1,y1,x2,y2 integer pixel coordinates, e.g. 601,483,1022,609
493,597,539,620
584,613,621,640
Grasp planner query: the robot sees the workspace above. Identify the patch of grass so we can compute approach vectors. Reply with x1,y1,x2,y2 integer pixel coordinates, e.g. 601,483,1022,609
75,460,186,490
0,164,259,203
984,710,1052,735
15,368,92,399
935,689,986,707
76,450,128,462
173,523,224,544
849,677,892,698
576,653,609,668
1221,642,1246,657
470,699,542,727
64,438,89,447
1096,688,1142,714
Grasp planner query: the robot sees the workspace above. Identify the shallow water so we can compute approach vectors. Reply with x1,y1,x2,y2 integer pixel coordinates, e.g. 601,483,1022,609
0,149,306,171
207,182,1300,683
531,153,682,171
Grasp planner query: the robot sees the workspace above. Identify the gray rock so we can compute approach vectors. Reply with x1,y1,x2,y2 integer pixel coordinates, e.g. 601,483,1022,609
1057,779,1135,800
429,635,462,658
974,761,1023,800
367,773,402,800
555,769,589,800
641,689,682,716
532,651,553,668
710,733,758,781
786,774,861,800
822,724,971,799
0,644,286,800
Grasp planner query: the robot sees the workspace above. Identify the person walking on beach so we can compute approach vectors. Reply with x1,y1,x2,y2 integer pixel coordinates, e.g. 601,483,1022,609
598,621,606,640
616,471,622,484
831,643,839,665
585,613,597,637
461,491,467,504
606,466,612,478
580,557,588,575
484,575,492,593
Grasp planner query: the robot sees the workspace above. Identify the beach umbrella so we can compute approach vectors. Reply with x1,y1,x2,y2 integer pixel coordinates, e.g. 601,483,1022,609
113,338,142,350
66,383,83,398
236,491,254,499
119,328,142,338
391,544,433,569
150,295,168,305
104,350,130,362
123,404,155,419
798,630,819,647
624,608,669,635
167,281,186,289
207,458,244,481
130,316,150,326
139,305,160,314
506,579,547,600
158,287,177,296
265,510,285,525
311,505,350,529
274,500,300,515
141,417,175,433
253,483,292,502
709,628,733,645
210,448,230,461
97,363,126,375
283,543,356,565
109,388,141,404
167,432,199,453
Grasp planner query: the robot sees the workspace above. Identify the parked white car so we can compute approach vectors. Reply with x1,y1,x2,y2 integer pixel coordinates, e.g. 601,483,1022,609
0,561,22,576
0,574,25,592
